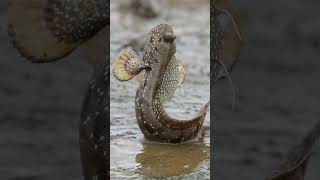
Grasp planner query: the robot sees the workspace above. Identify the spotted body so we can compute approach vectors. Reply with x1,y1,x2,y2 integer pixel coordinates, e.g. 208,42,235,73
113,24,209,143
45,0,109,44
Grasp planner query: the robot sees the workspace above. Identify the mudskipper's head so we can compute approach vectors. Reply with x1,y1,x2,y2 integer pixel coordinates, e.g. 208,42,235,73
143,24,176,70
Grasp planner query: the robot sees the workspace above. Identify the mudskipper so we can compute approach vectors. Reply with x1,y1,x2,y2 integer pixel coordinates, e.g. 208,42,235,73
113,24,209,143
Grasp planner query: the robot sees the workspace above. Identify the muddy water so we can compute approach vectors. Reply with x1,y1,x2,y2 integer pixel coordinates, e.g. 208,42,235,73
110,1,210,179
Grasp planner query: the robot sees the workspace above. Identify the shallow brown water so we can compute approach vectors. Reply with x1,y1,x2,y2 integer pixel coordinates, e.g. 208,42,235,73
110,1,210,179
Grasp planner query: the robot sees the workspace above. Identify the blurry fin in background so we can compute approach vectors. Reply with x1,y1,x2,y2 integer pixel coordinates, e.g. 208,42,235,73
211,0,241,109
8,0,80,63
214,0,242,80
8,0,109,63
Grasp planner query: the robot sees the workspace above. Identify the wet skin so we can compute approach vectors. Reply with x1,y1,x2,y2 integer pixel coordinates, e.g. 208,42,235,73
133,24,209,143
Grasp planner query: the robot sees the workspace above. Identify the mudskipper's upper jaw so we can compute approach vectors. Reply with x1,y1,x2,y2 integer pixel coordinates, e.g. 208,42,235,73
163,33,176,43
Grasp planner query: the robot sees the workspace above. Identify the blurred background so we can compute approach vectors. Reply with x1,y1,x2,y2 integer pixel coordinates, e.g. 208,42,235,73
214,0,320,179
0,0,91,179
110,0,210,179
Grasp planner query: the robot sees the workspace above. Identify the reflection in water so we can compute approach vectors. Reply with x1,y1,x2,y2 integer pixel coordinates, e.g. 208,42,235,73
136,141,209,178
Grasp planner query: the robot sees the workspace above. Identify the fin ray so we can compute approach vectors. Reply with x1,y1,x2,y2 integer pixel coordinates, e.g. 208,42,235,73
112,48,144,81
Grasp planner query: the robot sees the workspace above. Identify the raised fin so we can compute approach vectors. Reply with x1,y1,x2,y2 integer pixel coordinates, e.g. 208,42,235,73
112,48,145,81
157,56,185,103
44,0,109,44
8,0,81,63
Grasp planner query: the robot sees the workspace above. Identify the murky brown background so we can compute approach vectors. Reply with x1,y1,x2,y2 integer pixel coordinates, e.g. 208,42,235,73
110,0,210,179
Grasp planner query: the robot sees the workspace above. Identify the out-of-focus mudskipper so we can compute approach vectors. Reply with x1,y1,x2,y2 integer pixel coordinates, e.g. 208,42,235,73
8,0,109,179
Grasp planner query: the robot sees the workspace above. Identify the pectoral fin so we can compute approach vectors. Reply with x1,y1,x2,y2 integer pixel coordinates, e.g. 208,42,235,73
112,48,146,81
156,57,187,103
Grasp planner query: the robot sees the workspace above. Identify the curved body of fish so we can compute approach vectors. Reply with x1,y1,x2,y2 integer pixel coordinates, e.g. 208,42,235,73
269,120,320,180
113,24,209,143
